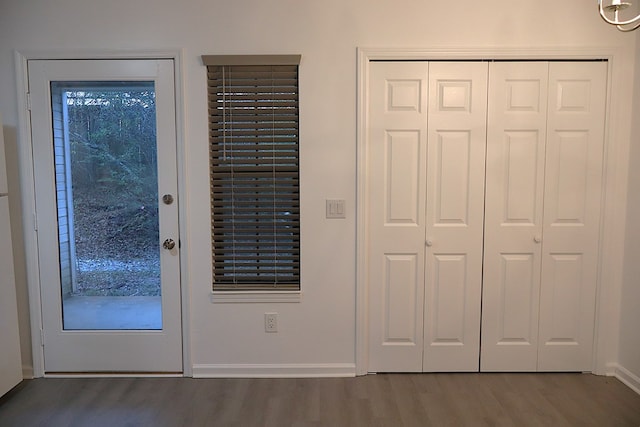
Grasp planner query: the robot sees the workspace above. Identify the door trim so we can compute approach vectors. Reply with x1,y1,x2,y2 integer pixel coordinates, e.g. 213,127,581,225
356,46,627,376
14,49,191,378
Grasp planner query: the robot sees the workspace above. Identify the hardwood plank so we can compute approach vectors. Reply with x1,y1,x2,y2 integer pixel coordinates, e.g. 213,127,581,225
0,374,638,426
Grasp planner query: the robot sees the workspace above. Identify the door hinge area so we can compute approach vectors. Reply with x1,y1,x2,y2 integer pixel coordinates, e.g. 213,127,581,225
26,92,32,111
40,329,45,347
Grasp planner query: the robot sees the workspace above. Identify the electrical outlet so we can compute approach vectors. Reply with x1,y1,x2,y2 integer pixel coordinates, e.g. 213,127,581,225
264,312,278,333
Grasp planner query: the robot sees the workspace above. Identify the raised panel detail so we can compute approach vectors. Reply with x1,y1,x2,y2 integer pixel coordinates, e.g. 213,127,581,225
544,254,582,344
437,80,472,112
556,80,590,112
385,131,421,224
499,254,535,343
435,131,470,225
383,254,418,344
549,131,588,225
387,79,422,112
506,79,541,112
503,131,540,224
430,254,466,345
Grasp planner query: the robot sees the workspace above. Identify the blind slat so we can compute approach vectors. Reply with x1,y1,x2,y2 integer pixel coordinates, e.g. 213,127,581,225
208,91,298,100
211,167,298,174
212,246,300,251
209,141,298,148
208,114,298,122
213,284,300,291
209,123,298,131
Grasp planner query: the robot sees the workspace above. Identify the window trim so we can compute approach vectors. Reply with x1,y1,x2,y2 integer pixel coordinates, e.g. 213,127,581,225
202,54,301,67
204,54,302,292
210,290,302,304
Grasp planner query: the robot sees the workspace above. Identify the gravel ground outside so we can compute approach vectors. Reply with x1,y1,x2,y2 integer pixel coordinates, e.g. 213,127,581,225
72,189,161,297
74,254,161,296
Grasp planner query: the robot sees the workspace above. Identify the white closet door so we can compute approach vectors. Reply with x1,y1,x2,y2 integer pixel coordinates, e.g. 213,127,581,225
537,62,607,371
482,61,607,372
423,62,487,372
367,60,606,374
481,62,549,371
368,62,429,372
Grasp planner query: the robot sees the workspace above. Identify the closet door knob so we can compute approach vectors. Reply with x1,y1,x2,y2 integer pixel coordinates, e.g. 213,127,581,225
426,239,433,247
533,235,542,243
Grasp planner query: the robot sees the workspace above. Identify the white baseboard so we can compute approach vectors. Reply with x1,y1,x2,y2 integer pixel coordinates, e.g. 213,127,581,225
22,365,34,380
43,373,183,378
604,362,618,377
606,363,640,395
192,363,356,378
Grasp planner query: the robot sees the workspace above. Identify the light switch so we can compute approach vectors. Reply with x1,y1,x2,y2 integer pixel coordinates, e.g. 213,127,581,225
326,199,346,219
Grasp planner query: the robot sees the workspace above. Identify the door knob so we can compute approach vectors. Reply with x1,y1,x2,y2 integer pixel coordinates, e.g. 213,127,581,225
163,238,176,250
426,239,433,247
533,235,542,243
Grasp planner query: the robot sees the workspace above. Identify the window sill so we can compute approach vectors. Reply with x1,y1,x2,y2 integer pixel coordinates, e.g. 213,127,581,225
210,291,302,304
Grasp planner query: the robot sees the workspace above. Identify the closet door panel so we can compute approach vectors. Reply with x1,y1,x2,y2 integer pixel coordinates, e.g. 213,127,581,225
423,62,487,372
481,62,549,371
368,62,429,372
537,62,607,371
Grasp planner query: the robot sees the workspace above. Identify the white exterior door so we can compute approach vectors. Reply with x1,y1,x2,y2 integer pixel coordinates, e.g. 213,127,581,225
29,59,183,373
481,61,607,371
367,61,487,372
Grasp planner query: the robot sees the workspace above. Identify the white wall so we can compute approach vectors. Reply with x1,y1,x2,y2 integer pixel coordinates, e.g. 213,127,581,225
618,31,640,390
0,0,636,377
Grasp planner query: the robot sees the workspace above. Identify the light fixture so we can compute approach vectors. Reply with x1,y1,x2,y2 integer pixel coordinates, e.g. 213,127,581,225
599,0,640,31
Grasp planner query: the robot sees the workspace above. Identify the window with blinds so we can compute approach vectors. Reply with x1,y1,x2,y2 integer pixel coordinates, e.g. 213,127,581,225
203,55,301,291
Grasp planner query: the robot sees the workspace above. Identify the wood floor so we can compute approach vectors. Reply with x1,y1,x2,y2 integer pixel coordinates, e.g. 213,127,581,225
0,373,638,426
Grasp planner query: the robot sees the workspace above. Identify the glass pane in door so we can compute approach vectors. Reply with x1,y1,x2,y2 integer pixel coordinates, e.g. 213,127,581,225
52,81,162,330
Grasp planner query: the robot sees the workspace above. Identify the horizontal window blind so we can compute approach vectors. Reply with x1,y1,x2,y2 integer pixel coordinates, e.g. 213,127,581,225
205,56,300,291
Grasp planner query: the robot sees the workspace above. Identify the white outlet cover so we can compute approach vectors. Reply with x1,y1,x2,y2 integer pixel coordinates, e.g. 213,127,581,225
264,312,278,332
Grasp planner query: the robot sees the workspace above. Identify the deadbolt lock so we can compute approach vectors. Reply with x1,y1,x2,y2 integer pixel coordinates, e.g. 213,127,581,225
162,194,174,205
163,238,176,250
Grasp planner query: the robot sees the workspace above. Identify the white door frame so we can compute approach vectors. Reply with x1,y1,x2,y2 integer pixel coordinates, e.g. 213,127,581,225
14,49,191,378
356,46,628,376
